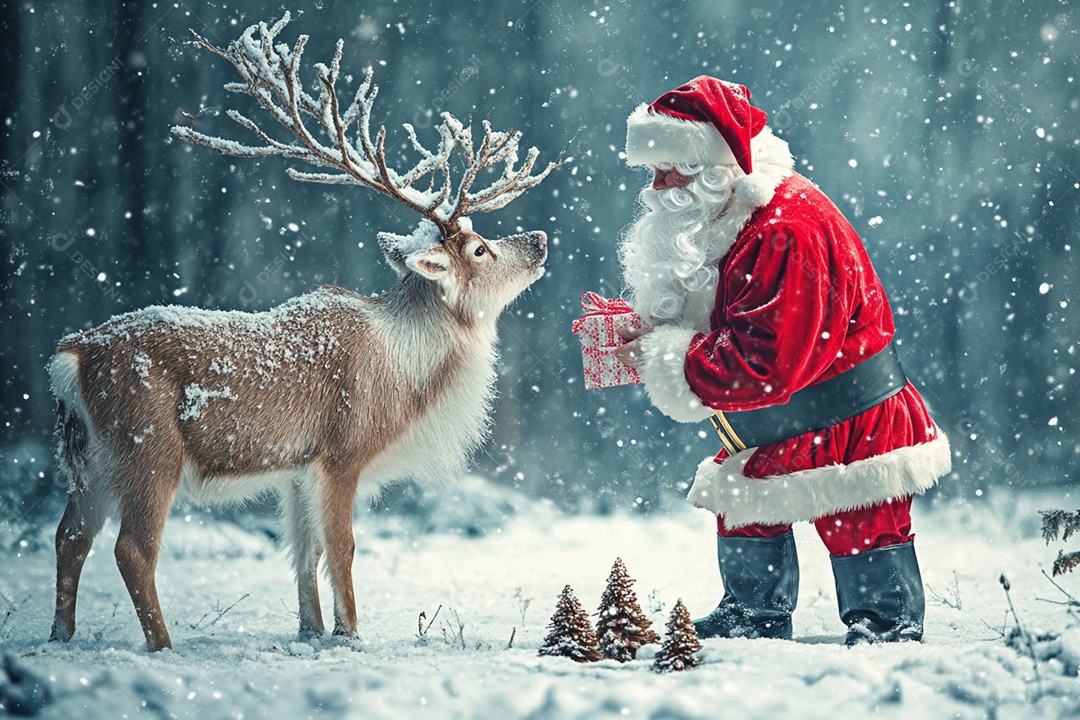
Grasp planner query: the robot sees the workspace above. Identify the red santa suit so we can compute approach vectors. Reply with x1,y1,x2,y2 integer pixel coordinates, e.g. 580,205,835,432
627,80,951,556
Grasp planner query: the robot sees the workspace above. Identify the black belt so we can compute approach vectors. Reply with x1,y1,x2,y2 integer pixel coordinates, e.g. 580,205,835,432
708,341,907,454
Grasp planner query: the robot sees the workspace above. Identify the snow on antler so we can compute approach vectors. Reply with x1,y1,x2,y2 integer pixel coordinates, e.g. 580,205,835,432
171,12,563,240
443,120,554,224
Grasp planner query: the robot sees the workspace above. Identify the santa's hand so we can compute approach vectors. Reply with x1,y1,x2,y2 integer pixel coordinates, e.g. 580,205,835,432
614,324,653,368
616,324,653,342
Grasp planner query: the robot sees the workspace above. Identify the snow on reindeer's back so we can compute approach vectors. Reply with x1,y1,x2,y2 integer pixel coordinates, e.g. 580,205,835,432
66,286,365,339
59,287,375,384
63,287,365,342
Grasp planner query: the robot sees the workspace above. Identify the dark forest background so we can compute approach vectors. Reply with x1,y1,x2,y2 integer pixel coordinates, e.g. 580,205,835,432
1,1,1077,524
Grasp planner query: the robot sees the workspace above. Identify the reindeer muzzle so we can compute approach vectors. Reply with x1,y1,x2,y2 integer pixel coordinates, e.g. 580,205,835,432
522,230,548,267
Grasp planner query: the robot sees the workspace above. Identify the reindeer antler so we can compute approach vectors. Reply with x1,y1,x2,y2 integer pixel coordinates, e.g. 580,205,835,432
171,12,563,240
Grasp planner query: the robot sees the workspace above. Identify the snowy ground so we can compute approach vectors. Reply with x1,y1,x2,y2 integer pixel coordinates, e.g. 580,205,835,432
1,479,1078,719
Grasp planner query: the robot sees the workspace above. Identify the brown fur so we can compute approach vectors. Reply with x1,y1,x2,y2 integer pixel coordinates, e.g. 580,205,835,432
56,17,559,650
50,230,547,651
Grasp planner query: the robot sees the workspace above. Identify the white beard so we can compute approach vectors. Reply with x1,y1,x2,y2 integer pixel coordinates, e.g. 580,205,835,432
620,166,753,329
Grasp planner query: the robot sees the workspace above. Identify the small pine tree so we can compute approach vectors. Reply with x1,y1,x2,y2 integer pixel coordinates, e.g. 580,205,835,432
596,558,660,662
654,599,702,673
538,585,601,663
1041,509,1080,576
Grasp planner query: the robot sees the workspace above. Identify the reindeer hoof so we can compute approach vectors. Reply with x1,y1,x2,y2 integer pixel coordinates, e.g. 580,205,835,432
48,621,72,643
330,624,362,650
144,635,173,653
330,634,364,652
332,621,357,638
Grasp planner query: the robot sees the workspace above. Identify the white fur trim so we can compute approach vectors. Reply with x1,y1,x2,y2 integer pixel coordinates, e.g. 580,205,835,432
686,430,952,527
731,127,794,207
636,326,714,423
625,104,795,211
626,103,738,168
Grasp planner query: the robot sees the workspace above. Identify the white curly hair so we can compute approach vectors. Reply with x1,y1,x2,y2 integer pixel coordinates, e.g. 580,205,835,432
620,163,740,326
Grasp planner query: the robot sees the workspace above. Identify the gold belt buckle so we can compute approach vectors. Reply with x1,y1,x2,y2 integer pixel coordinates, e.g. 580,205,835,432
709,411,747,454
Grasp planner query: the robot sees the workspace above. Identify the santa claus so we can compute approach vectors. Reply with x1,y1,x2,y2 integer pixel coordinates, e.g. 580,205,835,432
614,76,951,645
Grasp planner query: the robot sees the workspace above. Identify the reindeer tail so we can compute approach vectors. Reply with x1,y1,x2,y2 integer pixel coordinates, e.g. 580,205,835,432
49,352,89,494
54,400,88,494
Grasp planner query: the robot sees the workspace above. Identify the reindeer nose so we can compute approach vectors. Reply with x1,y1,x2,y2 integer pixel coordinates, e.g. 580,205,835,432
535,230,547,247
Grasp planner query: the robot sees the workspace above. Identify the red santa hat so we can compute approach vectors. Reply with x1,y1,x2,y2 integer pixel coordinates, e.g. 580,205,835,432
625,76,768,174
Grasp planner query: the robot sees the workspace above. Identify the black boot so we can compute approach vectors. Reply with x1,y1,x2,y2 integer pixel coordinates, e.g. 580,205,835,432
693,532,799,640
831,540,925,646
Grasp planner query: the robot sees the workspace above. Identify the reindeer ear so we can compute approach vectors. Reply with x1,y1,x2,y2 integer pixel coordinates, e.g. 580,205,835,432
405,245,452,281
376,232,409,277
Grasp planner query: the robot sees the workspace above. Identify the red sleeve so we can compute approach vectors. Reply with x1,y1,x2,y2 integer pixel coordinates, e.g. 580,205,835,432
685,221,849,412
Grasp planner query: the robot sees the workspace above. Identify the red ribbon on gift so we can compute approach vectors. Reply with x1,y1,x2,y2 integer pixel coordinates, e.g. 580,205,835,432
572,291,642,389
572,292,635,333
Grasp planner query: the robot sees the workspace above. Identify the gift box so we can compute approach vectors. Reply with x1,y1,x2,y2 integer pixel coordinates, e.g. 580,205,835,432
571,292,643,389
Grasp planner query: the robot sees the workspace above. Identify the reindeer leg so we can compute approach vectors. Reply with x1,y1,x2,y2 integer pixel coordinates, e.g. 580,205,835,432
114,459,181,652
282,480,325,638
301,546,325,637
51,485,113,642
317,458,360,639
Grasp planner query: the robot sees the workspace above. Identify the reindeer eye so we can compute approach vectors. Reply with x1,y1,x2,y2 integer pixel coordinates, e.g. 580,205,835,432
473,245,486,258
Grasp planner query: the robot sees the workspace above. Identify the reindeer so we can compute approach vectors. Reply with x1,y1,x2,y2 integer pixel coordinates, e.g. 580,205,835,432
48,14,562,652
